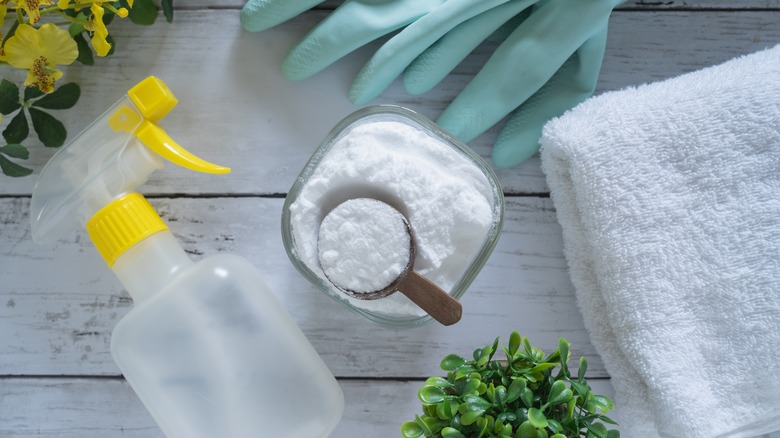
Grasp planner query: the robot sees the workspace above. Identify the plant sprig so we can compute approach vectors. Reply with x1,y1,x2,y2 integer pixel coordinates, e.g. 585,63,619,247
0,80,79,176
0,0,174,177
401,333,619,438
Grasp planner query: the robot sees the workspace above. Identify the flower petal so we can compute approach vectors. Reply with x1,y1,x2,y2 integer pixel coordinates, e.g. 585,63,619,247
37,23,78,65
3,24,40,69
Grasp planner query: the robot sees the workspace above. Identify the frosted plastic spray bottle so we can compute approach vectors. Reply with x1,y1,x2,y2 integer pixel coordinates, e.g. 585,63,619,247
29,77,344,437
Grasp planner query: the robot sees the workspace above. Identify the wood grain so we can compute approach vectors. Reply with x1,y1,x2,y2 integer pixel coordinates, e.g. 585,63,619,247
2,3,779,437
1,10,778,196
1,197,601,377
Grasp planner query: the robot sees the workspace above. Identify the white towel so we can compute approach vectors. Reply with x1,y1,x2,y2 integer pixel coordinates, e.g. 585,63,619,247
539,45,780,438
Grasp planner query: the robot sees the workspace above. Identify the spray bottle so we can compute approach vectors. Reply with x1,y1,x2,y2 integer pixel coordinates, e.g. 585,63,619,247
29,77,344,437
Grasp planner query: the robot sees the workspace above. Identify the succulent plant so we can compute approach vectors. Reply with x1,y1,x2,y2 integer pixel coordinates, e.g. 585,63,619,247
401,332,619,438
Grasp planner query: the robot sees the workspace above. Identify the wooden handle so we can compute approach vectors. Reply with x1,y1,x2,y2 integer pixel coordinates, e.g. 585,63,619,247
398,271,462,326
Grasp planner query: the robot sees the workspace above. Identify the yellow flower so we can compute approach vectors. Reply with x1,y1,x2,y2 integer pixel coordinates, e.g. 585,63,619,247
17,0,55,24
4,24,78,93
86,3,111,56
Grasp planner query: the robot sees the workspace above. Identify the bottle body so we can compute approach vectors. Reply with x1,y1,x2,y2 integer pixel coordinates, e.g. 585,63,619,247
110,237,343,438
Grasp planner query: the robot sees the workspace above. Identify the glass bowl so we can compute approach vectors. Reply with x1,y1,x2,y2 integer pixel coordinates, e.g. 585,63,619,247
281,105,504,329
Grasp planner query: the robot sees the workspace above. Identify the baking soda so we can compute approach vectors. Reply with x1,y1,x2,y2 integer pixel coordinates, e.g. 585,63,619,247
318,198,411,294
289,119,495,317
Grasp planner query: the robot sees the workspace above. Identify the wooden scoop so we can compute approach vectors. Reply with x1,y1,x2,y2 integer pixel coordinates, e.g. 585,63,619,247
318,198,462,326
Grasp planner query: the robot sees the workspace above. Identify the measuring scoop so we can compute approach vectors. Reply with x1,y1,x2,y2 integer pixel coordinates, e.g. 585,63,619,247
317,198,462,326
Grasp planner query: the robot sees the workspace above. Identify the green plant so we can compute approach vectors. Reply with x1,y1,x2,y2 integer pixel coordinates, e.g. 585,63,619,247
401,333,619,438
0,0,174,176
0,79,79,176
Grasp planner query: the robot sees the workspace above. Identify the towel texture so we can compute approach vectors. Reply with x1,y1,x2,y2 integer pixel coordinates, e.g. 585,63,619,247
540,45,780,438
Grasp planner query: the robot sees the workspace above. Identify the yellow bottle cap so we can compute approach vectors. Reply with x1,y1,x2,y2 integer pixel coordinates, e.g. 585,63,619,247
128,76,178,123
86,193,168,267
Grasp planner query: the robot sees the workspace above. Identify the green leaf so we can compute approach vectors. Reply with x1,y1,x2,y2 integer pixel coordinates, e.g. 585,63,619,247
578,356,588,380
589,395,614,414
528,363,557,373
0,154,33,177
32,83,80,110
586,421,608,438
506,378,526,403
527,408,548,429
68,20,85,37
3,111,29,144
462,395,491,412
128,0,158,25
105,34,116,56
546,380,573,406
551,435,567,438
425,376,454,388
441,427,466,438
515,421,537,438
24,86,44,101
29,108,67,147
414,414,435,437
520,387,534,409
546,419,562,433
454,366,478,380
441,354,466,371
0,144,29,159
460,409,485,426
570,380,591,398
401,421,424,438
488,336,499,361
420,416,447,435
418,385,446,404
497,412,517,424
73,33,95,65
161,0,174,22
463,378,481,395
476,417,490,437
0,80,21,115
436,400,458,420
509,332,521,357
523,337,533,358
606,430,620,438
558,338,570,377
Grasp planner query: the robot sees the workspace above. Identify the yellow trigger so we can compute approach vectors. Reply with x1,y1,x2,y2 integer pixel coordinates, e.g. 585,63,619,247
107,75,231,175
135,120,230,174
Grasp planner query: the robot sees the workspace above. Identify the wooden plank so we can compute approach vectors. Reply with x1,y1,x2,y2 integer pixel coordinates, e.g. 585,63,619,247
1,10,778,196
0,377,616,438
0,197,603,378
3,376,780,437
180,1,780,11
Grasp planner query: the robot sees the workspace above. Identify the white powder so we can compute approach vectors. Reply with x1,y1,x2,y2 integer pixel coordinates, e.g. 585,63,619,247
318,198,411,294
289,117,496,317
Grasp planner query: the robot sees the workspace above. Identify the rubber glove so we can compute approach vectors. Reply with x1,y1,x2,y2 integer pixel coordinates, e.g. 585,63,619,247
352,0,622,167
240,0,448,80
240,0,324,32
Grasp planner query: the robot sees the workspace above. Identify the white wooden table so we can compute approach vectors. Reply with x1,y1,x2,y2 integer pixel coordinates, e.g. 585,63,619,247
1,2,779,436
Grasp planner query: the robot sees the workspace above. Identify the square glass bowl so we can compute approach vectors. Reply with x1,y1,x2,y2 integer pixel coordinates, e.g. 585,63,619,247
281,105,504,328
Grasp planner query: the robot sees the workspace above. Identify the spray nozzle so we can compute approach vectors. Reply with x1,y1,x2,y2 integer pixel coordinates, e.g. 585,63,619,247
30,76,229,246
111,78,230,175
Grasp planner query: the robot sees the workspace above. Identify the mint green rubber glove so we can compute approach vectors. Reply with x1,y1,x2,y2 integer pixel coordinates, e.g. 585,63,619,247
405,0,622,167
241,0,448,80
347,0,620,167
240,0,324,32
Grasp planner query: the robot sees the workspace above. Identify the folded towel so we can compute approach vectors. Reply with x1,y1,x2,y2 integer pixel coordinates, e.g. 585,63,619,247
540,45,780,438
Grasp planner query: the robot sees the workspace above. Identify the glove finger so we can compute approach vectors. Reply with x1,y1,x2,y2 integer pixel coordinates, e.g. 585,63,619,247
403,0,536,96
437,0,614,143
282,0,444,81
492,26,609,167
240,0,324,33
349,0,515,105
